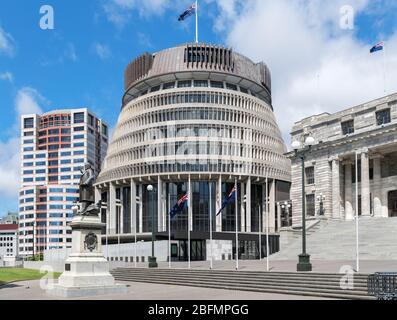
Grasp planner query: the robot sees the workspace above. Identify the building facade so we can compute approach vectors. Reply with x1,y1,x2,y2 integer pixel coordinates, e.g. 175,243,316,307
289,92,397,226
0,224,18,264
19,109,108,257
96,43,290,262
0,212,18,224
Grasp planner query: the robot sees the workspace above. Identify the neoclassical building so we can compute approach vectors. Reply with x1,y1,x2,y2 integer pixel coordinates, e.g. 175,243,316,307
289,92,397,226
95,43,290,262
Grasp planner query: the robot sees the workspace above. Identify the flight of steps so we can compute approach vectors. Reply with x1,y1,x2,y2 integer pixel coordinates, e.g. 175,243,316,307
274,217,397,260
111,268,374,300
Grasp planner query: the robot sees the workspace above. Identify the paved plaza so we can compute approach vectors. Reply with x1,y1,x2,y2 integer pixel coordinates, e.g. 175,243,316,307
1,259,393,300
0,279,332,300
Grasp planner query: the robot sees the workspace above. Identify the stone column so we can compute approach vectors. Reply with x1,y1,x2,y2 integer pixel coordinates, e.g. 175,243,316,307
216,176,222,232
109,183,116,235
246,177,252,232
372,155,383,217
269,180,276,233
344,161,354,221
361,150,371,216
332,158,341,219
131,179,137,235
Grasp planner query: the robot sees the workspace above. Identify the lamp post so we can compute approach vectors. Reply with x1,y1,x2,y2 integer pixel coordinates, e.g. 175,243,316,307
316,193,326,216
147,185,158,268
292,136,315,272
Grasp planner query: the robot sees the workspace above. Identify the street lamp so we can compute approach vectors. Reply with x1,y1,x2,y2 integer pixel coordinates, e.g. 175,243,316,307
316,193,326,216
292,136,315,272
147,185,158,268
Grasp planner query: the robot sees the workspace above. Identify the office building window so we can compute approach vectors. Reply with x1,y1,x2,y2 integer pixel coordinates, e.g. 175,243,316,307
102,124,108,136
24,118,34,129
210,81,224,88
341,120,355,135
74,112,85,124
177,80,191,88
376,109,391,125
305,166,315,185
194,80,208,87
163,82,175,90
306,194,315,216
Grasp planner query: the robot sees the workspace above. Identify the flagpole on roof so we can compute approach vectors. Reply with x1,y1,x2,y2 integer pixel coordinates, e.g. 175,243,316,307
195,0,199,43
383,40,387,95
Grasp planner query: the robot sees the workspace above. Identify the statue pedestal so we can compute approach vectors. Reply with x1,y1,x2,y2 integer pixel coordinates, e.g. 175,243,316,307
47,215,128,298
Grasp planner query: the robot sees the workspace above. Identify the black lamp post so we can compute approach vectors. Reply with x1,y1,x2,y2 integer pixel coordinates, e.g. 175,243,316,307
292,136,314,272
147,185,158,268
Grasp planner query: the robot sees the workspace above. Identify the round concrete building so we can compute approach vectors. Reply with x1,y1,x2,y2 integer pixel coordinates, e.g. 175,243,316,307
96,43,291,262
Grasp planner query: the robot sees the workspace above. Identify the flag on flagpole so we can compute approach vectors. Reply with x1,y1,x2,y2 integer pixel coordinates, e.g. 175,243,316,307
178,2,197,21
370,41,384,53
169,194,189,219
216,186,237,216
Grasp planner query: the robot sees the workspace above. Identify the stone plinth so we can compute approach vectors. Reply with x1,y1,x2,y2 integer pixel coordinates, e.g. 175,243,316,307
47,215,128,298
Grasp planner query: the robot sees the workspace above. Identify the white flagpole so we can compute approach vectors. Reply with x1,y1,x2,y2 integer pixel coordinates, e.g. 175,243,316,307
209,182,213,270
134,208,137,268
188,175,191,269
106,210,109,260
168,192,171,269
259,204,262,261
383,41,387,95
265,176,269,272
355,151,360,272
235,178,239,270
195,0,199,43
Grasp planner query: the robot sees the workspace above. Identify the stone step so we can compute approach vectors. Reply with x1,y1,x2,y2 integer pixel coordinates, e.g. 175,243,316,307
111,274,372,300
111,268,373,300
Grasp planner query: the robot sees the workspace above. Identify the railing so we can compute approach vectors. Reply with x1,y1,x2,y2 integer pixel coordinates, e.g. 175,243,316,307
368,273,397,300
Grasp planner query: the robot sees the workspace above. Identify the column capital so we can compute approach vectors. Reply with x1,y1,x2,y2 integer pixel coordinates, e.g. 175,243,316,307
342,159,354,165
329,156,340,163
359,147,369,154
371,152,384,160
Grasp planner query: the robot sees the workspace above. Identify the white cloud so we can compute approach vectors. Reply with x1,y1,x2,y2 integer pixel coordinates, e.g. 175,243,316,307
64,43,78,62
137,32,153,48
93,43,111,59
0,26,15,57
103,0,173,27
207,0,397,144
0,137,20,199
0,88,45,206
0,71,13,83
15,87,44,115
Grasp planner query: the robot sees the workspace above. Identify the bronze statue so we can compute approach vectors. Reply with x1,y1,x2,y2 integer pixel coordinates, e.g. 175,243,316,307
77,163,101,216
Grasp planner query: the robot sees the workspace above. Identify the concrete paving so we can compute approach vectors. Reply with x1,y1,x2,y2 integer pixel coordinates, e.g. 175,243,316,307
0,280,332,300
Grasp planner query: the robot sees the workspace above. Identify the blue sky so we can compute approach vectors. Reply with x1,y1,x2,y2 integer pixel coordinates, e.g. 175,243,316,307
1,0,397,216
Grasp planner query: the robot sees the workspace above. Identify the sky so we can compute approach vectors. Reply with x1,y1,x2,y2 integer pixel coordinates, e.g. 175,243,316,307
0,0,397,217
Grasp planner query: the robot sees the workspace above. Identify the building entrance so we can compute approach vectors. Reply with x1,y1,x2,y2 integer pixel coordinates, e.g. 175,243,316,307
178,240,206,261
388,191,397,217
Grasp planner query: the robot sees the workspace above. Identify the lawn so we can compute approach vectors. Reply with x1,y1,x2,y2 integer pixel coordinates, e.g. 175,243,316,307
0,268,61,285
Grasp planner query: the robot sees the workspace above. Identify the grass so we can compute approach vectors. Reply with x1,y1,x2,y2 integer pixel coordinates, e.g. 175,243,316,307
0,268,61,285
